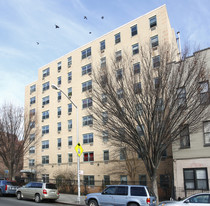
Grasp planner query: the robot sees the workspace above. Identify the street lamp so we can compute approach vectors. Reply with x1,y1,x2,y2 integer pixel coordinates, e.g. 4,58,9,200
51,84,80,203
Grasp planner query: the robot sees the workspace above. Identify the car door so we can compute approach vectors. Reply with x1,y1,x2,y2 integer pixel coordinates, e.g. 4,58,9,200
99,186,116,206
185,194,210,206
113,186,128,206
21,182,32,199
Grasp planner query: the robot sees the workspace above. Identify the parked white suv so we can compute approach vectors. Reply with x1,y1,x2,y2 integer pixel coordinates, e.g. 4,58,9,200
16,182,60,203
85,185,156,206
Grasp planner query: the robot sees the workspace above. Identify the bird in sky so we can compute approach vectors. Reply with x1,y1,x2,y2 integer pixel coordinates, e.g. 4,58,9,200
89,32,92,34
36,42,39,45
101,16,104,19
55,24,60,29
84,16,87,20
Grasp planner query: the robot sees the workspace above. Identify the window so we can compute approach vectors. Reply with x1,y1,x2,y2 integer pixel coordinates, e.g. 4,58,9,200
57,61,61,72
83,115,93,126
57,91,61,101
155,98,164,111
134,82,141,94
132,43,139,55
203,121,210,145
57,122,61,132
133,62,140,74
184,168,208,190
102,93,107,103
137,125,144,136
42,82,49,92
82,63,92,75
42,155,49,164
188,194,210,203
42,174,49,183
29,159,35,167
81,47,91,59
160,174,169,189
115,50,122,61
68,153,73,163
180,125,190,148
57,107,61,116
42,110,49,120
154,77,160,89
116,69,123,80
83,133,93,144
43,67,50,78
42,140,49,149
83,152,94,162
139,175,147,185
103,131,108,142
82,80,92,92
82,97,92,109
102,111,108,124
101,57,106,69
131,186,147,196
116,186,128,195
151,35,159,47
177,87,186,107
115,33,121,44
57,138,61,148
120,175,127,184
100,40,105,51
103,150,109,161
30,108,35,116
30,121,35,129
101,74,108,88
42,125,49,135
30,84,36,93
149,16,157,28
104,175,110,186
42,96,49,106
68,104,72,113
68,71,72,82
57,154,62,164
131,25,137,36
68,136,72,146
136,103,143,116
30,133,35,141
67,56,72,68
200,81,209,104
68,87,72,97
29,146,35,154
117,88,123,99
68,120,72,130
153,55,160,68
120,148,126,160
57,76,61,85
84,175,94,186
30,96,36,105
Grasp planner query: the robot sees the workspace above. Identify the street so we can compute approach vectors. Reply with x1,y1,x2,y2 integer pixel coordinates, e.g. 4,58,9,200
0,196,77,206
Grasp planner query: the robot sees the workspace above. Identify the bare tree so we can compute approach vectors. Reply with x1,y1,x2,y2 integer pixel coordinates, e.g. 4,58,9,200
91,44,208,202
0,103,38,180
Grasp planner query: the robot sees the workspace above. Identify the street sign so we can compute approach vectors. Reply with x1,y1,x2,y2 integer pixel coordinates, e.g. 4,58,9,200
75,143,83,157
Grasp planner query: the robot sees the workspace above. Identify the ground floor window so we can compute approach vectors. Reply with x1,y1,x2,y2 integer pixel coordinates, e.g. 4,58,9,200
120,175,127,184
184,168,208,190
42,174,49,183
139,175,147,186
84,175,94,186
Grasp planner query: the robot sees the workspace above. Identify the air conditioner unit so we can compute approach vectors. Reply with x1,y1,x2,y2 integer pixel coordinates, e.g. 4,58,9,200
152,46,158,51
88,72,92,75
101,49,105,53
89,124,93,127
58,131,60,134
90,162,94,165
42,105,44,108
89,89,92,93
58,147,61,150
42,119,44,122
58,115,60,118
68,129,72,131
68,112,72,115
90,143,93,146
151,26,156,31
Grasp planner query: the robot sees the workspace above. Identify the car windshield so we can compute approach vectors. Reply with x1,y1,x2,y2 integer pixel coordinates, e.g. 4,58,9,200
46,184,57,189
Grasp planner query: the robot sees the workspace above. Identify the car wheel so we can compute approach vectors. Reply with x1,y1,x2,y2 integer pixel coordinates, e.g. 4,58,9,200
0,189,2,197
88,199,98,206
17,192,22,200
128,203,138,206
35,194,41,203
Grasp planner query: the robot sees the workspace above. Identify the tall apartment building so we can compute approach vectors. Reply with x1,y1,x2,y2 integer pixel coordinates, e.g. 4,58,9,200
24,5,178,195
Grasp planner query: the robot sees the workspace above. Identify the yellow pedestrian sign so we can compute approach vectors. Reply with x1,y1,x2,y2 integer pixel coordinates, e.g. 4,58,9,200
75,143,83,157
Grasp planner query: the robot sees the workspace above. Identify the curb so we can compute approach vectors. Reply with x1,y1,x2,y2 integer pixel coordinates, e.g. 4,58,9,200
56,201,86,206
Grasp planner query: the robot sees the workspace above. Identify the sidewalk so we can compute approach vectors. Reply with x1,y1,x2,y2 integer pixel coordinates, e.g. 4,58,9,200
56,193,86,205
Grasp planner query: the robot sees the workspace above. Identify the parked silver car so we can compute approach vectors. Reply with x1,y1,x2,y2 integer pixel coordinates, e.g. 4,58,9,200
159,193,210,206
16,182,60,203
85,185,156,206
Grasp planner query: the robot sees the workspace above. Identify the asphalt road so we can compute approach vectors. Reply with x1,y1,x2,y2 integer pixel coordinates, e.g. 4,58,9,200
0,196,74,206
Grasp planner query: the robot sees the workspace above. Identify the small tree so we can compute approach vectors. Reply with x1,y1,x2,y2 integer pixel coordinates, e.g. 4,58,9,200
0,103,38,180
91,44,208,203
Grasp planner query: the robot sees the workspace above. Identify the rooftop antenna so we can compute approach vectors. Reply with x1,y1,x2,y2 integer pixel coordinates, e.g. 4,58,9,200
177,31,182,59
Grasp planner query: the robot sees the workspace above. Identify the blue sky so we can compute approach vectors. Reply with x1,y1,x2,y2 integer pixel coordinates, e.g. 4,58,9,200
0,0,209,107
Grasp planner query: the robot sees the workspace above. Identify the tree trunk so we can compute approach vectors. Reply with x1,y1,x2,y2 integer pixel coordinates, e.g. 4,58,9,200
151,175,159,205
